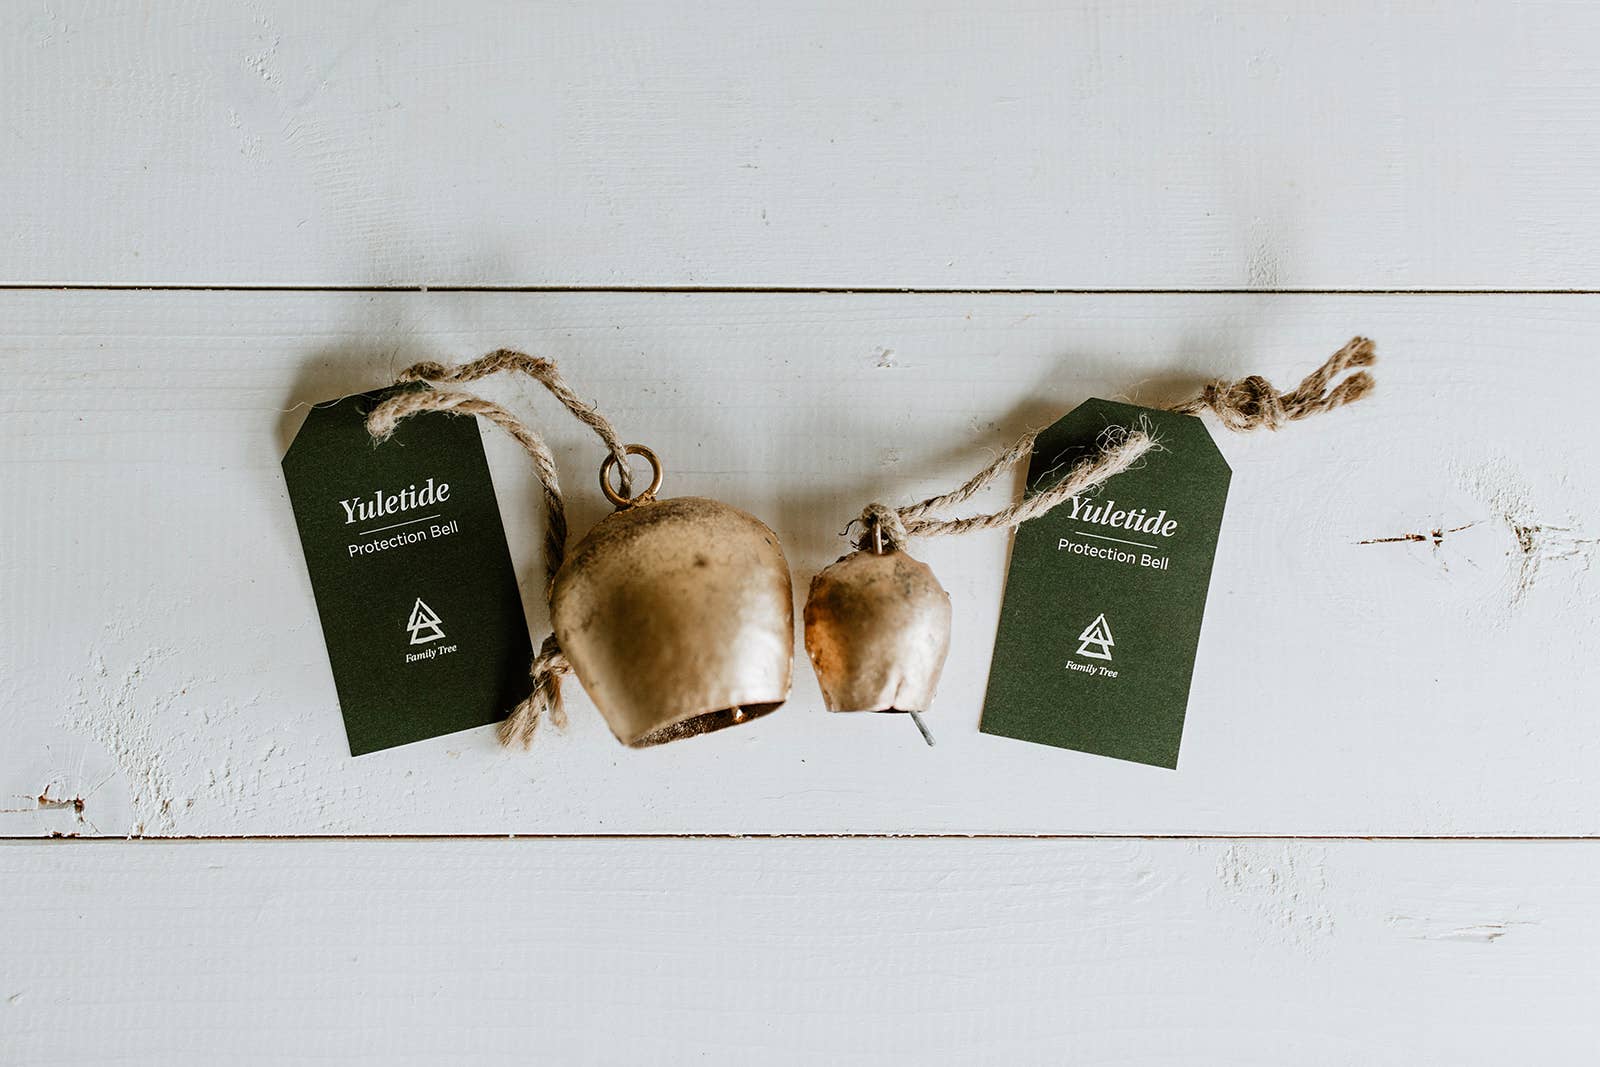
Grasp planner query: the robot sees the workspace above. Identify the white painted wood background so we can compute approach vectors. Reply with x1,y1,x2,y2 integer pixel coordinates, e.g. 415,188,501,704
6,839,1599,1065
3,2,1599,1063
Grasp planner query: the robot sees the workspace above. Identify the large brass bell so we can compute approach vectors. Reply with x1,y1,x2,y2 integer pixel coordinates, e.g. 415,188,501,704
803,528,952,715
551,445,795,746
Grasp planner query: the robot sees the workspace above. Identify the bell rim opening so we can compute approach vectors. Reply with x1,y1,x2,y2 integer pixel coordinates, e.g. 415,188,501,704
625,700,784,748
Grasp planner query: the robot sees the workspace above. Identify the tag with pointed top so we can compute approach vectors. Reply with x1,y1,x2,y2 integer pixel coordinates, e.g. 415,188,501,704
282,389,533,755
980,400,1231,768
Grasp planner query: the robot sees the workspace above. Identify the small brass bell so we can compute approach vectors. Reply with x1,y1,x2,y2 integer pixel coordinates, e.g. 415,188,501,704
804,537,952,715
551,445,795,746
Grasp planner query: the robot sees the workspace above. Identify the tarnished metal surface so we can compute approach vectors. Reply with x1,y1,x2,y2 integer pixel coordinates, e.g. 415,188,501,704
803,548,952,713
552,496,794,746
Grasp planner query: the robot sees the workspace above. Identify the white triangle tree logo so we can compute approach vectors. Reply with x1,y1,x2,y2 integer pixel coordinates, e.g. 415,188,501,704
406,598,446,645
1076,613,1114,661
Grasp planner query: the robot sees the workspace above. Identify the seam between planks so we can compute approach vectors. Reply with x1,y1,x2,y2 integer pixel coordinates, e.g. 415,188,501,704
4,834,1600,844
3,285,1600,295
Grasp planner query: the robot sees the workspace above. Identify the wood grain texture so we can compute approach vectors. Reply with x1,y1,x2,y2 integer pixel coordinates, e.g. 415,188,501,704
4,1,1599,288
4,290,1596,837
3,837,1597,1065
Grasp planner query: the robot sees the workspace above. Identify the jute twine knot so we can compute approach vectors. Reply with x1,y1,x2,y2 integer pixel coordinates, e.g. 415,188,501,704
856,502,910,553
1172,335,1376,431
855,337,1377,553
364,349,633,748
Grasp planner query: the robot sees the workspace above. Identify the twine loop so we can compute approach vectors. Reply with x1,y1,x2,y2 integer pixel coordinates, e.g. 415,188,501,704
392,348,634,495
365,348,635,748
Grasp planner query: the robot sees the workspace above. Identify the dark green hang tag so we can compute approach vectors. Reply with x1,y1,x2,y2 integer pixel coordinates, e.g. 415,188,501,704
980,400,1231,769
281,389,533,755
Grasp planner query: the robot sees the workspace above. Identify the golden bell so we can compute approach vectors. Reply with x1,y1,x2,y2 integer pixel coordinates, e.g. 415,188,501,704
550,446,794,746
803,548,952,713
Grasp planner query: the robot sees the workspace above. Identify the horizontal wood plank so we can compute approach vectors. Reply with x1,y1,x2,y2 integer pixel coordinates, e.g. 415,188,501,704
2,290,1595,836
3,837,1598,1065
3,1,1598,288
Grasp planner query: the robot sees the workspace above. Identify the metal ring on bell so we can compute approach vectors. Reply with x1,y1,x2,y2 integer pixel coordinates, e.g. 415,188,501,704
599,444,664,508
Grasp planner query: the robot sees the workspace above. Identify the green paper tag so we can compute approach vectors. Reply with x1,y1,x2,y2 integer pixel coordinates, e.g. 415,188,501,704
281,389,533,755
980,400,1231,768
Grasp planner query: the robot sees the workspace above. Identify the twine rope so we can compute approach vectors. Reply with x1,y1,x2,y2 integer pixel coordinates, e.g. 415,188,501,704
366,350,637,747
394,348,634,494
857,337,1376,553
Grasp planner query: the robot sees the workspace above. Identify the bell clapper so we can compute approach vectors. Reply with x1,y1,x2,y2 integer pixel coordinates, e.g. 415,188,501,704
732,706,747,723
909,710,935,747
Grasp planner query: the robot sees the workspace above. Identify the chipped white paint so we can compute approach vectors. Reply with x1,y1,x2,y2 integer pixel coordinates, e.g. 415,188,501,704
1212,842,1335,951
65,647,184,835
5,2,1600,287
4,291,1600,837
3,838,1598,1064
